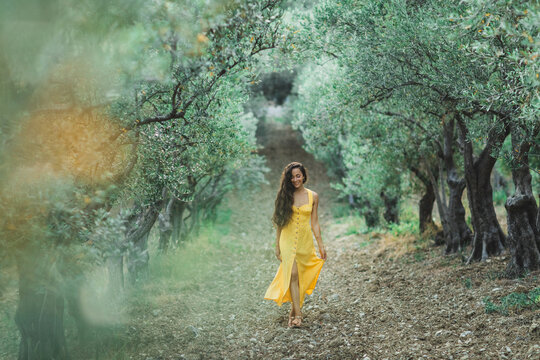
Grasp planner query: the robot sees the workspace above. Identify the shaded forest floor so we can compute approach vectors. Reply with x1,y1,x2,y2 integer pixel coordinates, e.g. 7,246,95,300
109,120,540,360
1,119,539,359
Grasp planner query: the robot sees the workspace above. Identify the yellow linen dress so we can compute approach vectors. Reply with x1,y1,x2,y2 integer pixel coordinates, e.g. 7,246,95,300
264,189,325,307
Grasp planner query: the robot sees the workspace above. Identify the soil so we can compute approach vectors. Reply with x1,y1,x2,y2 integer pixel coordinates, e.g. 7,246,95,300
114,119,540,360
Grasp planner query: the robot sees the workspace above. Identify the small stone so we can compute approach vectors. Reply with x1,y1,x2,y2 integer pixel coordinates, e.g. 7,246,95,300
250,337,257,343
529,323,540,338
187,325,199,338
367,284,379,292
328,293,340,301
152,309,161,316
527,344,540,357
460,331,473,337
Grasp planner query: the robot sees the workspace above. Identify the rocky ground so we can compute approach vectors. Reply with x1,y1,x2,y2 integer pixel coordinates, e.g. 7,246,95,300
112,120,539,360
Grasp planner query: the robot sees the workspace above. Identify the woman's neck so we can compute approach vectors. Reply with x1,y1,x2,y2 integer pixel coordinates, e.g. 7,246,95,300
294,185,305,193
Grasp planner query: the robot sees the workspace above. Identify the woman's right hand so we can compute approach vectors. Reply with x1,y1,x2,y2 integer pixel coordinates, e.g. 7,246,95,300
275,246,282,262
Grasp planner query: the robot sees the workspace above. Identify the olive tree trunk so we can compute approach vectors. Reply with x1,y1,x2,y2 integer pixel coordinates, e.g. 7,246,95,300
15,258,68,360
126,201,163,284
158,198,174,252
442,117,472,253
171,199,186,246
381,190,399,224
426,116,472,253
457,116,508,262
410,166,437,235
505,127,540,277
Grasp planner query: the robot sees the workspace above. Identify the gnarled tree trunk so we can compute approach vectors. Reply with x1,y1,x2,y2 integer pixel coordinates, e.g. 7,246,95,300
410,166,437,235
442,117,472,253
505,128,540,277
381,190,399,224
171,199,187,245
445,174,471,253
126,200,163,284
158,198,174,252
457,116,508,262
419,181,436,233
15,258,68,360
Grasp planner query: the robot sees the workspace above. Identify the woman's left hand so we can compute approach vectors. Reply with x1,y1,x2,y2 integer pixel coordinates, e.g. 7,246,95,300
318,244,327,260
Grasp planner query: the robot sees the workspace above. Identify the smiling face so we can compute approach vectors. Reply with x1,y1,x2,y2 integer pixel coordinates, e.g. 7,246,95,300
291,167,304,189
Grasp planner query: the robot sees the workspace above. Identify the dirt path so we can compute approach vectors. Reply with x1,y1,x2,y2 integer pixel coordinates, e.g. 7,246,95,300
122,120,540,360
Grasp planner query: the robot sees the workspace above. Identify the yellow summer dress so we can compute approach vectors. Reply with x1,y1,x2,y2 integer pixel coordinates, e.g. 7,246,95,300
264,189,325,307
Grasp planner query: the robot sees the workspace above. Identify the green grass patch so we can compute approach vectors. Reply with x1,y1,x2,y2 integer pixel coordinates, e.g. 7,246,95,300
387,220,417,237
344,225,360,236
331,204,353,218
483,287,540,315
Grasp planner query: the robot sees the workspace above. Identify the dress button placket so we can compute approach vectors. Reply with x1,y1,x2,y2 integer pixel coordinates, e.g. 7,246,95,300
294,209,299,252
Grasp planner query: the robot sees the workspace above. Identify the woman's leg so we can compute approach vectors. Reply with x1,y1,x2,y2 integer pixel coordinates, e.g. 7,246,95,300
289,259,301,320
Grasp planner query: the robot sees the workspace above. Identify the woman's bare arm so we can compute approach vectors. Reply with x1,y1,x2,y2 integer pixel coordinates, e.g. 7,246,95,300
310,191,327,260
275,226,282,261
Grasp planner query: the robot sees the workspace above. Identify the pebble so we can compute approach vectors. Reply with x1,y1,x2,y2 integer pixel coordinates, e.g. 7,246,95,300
328,293,340,301
529,323,539,337
460,331,473,337
187,326,199,338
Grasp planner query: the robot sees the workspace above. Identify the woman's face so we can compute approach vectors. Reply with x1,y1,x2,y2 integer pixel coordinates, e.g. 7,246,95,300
290,167,304,189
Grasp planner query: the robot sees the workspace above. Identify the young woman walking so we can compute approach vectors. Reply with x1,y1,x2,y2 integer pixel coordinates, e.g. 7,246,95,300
264,162,327,327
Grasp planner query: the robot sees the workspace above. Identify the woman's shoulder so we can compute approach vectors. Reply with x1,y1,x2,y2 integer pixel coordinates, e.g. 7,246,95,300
307,188,319,200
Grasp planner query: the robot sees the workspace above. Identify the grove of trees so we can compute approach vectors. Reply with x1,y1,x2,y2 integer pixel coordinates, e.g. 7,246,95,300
0,0,293,358
291,0,539,273
0,0,538,358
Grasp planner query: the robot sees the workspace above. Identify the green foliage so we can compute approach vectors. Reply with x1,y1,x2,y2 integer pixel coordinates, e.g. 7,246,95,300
483,287,540,315
0,2,289,356
290,0,538,239
387,221,417,237
331,204,354,219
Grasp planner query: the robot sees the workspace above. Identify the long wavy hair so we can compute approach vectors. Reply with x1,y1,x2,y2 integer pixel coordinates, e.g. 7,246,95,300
272,162,308,228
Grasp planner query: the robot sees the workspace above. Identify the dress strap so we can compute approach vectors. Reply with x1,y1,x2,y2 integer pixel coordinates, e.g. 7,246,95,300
307,189,313,206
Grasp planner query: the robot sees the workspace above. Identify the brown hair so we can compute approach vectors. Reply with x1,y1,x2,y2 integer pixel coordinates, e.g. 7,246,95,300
272,162,308,228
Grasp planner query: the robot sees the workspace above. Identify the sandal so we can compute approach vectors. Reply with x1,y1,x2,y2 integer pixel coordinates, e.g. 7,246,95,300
291,315,302,328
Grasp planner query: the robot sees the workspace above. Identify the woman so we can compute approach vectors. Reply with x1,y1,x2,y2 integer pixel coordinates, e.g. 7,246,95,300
264,162,327,328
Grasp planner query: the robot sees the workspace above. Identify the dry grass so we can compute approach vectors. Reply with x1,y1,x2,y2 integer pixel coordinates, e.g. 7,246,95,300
373,232,420,259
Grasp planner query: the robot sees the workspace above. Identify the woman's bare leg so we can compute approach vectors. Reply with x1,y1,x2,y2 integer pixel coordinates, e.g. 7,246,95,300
290,259,301,322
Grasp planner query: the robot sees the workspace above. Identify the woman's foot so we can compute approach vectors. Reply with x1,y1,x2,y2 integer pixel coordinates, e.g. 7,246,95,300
291,315,302,328
288,308,294,327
